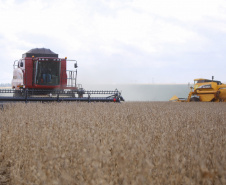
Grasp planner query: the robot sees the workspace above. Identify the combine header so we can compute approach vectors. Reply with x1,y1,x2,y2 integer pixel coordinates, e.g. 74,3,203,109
170,77,226,102
0,48,124,102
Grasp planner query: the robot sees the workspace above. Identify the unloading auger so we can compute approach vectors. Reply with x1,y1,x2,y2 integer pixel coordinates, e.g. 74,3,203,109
0,48,124,103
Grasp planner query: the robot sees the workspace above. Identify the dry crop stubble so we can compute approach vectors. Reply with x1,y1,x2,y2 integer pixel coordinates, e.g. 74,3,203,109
0,102,226,185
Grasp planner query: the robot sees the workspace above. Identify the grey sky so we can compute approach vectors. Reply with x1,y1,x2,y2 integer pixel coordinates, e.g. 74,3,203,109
0,0,226,84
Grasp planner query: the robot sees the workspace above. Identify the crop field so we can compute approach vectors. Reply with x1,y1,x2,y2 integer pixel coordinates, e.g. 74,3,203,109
0,102,226,185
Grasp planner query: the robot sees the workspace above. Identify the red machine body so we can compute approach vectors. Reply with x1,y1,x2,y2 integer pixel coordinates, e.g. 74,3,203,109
23,57,67,89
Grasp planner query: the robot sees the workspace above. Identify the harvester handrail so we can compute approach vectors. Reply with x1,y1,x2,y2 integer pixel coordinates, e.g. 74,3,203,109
66,59,77,61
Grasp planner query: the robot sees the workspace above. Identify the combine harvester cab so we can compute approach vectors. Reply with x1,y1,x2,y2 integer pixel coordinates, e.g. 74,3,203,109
170,77,226,102
0,48,124,102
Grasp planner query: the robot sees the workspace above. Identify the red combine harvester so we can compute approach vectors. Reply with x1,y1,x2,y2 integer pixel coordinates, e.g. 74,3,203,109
0,48,124,102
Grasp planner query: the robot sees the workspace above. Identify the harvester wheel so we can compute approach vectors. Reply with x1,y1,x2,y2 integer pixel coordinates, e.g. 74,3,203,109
190,97,200,102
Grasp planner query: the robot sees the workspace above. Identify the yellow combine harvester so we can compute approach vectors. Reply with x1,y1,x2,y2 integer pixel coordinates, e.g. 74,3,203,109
170,77,226,102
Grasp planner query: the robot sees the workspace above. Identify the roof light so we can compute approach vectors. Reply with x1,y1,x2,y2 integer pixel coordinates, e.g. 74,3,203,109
65,57,67,59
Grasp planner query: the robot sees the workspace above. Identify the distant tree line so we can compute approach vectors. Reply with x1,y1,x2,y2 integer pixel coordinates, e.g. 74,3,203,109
0,83,11,87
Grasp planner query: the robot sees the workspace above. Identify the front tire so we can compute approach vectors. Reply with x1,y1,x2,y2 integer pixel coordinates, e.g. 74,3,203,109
190,97,200,102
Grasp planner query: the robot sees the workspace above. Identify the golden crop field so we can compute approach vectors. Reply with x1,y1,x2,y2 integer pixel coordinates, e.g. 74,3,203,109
0,102,226,185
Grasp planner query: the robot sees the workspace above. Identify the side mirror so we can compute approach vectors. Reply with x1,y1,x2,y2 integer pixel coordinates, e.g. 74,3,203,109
20,62,23,67
74,63,78,68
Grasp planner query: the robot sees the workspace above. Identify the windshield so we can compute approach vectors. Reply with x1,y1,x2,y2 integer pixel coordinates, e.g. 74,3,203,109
35,61,61,85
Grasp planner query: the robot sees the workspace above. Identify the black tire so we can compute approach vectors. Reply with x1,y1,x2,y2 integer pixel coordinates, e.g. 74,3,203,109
190,97,200,102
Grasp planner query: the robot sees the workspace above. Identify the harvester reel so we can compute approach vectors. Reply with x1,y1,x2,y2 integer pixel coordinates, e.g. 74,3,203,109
0,89,124,103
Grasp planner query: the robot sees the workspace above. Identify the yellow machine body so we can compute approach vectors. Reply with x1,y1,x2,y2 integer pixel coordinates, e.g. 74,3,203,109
170,78,226,102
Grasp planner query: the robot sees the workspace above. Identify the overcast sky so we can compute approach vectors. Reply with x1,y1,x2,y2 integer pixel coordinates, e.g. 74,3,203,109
0,0,226,84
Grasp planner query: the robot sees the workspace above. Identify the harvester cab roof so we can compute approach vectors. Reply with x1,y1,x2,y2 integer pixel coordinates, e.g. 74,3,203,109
194,78,222,85
22,48,58,58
